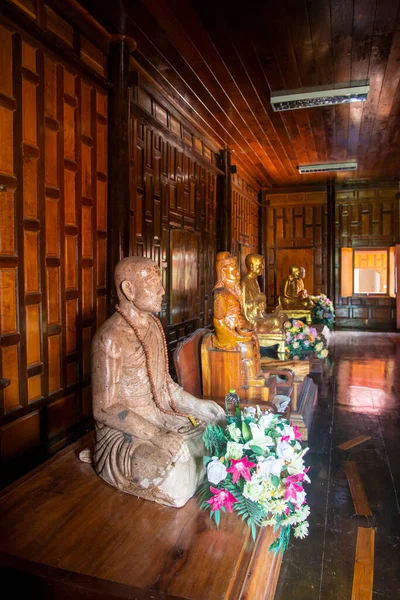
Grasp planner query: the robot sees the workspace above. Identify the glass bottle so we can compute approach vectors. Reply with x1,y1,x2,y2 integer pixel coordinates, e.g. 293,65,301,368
224,388,240,417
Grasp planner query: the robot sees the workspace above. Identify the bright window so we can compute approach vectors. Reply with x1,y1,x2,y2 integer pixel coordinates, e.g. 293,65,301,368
341,247,395,297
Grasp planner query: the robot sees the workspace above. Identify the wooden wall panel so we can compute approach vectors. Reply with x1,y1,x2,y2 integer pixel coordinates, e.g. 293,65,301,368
129,80,220,368
231,170,260,275
264,191,328,309
0,13,108,477
335,187,399,329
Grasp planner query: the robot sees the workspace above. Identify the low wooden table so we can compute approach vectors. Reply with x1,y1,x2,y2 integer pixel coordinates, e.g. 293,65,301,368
0,433,283,600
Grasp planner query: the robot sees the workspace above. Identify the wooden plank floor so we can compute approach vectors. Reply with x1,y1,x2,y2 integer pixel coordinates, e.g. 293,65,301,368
275,331,400,599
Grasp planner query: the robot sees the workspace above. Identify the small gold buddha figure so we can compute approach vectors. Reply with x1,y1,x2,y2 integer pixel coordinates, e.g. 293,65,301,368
241,253,285,334
279,265,314,311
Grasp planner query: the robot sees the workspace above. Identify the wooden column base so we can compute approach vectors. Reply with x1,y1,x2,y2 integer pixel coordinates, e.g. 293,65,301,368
289,377,318,442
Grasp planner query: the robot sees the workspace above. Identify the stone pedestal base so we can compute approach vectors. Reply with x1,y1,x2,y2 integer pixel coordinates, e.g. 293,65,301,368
289,376,318,442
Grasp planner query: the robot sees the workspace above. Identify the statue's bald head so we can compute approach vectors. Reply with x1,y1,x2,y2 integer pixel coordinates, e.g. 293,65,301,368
245,253,263,271
290,265,301,278
114,256,160,302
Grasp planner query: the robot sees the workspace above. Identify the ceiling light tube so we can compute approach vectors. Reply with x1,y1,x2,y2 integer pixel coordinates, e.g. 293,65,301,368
271,81,369,111
297,162,358,174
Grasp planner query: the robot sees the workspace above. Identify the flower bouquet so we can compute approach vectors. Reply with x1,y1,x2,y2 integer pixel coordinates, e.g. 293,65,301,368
284,319,328,359
312,295,335,330
197,407,310,554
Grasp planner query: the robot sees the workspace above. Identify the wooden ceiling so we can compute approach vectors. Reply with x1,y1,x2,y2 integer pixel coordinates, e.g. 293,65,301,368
79,0,400,189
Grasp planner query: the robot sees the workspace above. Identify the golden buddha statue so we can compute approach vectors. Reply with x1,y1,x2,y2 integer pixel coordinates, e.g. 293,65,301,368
278,265,313,324
241,253,285,333
201,252,266,398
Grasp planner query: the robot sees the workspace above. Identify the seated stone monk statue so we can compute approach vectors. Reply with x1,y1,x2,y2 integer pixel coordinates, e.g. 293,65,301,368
241,253,286,334
212,251,264,386
91,256,225,508
279,265,314,310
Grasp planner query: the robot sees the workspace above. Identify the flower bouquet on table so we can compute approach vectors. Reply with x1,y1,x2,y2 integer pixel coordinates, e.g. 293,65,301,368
312,295,335,330
284,319,328,360
197,406,311,554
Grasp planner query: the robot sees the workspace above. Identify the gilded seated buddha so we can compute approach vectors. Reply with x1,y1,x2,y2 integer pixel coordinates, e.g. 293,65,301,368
278,265,313,324
241,253,286,334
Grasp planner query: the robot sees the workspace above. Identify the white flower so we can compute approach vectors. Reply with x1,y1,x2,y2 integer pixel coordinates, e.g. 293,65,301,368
286,448,309,476
295,489,307,507
294,522,309,539
258,412,276,429
293,341,300,349
280,423,295,440
315,342,323,351
303,326,310,335
244,423,274,450
207,457,227,485
296,504,310,522
227,422,241,442
276,440,295,462
320,348,329,358
243,406,256,417
243,479,263,502
225,441,244,460
257,456,284,478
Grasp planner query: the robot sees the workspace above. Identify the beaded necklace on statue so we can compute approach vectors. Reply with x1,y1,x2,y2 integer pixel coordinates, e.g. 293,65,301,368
115,305,197,426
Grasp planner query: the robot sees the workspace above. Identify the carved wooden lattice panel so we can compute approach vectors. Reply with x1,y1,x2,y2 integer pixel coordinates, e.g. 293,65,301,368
335,188,399,328
129,82,219,364
0,22,108,469
265,192,328,308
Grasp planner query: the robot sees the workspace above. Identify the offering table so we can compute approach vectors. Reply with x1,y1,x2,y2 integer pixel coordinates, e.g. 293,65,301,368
0,432,283,600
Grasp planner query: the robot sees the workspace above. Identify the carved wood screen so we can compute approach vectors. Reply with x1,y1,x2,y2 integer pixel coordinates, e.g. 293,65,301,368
335,188,399,328
264,191,328,309
0,19,108,476
129,79,220,364
231,171,260,274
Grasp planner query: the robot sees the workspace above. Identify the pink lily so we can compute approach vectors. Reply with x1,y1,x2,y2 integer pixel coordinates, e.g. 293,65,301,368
227,457,256,484
281,435,290,442
286,473,305,484
207,486,238,512
284,473,305,502
293,426,302,441
284,481,303,502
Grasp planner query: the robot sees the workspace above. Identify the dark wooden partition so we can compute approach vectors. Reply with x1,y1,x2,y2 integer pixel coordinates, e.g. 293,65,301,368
0,1,109,481
335,187,399,329
263,190,328,309
128,75,222,366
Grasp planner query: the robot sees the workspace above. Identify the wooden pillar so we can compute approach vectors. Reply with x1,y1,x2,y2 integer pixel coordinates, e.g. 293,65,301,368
260,189,268,296
327,178,336,301
107,36,135,312
217,149,232,253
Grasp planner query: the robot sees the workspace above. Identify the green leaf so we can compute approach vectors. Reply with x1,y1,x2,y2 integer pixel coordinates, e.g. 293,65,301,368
203,424,227,456
242,421,252,442
215,510,220,528
250,445,263,456
271,475,280,488
203,456,212,467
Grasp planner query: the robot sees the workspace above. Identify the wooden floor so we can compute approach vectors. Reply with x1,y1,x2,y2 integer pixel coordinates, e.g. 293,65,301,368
275,331,400,600
1,331,400,599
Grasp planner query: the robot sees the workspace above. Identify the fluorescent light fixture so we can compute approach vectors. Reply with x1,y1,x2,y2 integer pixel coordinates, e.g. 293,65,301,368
297,162,358,174
271,80,369,111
